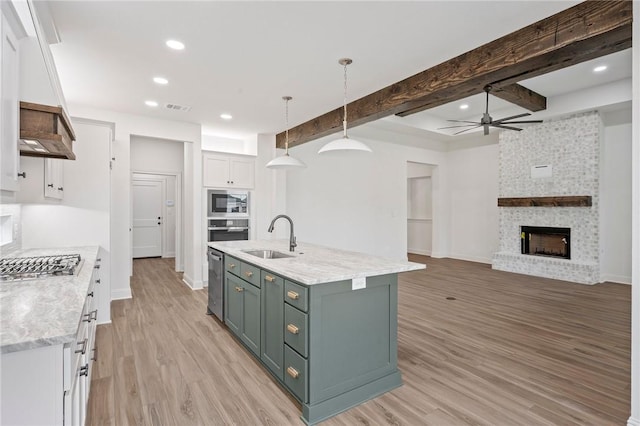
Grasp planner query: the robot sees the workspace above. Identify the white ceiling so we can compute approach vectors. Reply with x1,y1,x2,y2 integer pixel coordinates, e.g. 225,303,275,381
45,1,630,141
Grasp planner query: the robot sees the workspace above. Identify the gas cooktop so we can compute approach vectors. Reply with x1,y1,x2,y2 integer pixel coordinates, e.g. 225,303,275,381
0,254,84,282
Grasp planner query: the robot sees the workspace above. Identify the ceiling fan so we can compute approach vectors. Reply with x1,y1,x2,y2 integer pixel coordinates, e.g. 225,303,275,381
439,85,543,136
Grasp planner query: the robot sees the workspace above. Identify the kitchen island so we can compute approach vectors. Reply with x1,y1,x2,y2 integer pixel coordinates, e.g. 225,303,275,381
209,239,425,425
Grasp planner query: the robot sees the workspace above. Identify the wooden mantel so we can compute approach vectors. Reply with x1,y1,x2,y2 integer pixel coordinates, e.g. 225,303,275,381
276,1,632,149
497,196,592,207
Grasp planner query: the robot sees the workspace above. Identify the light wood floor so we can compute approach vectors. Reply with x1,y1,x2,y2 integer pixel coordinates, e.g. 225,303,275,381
87,255,631,425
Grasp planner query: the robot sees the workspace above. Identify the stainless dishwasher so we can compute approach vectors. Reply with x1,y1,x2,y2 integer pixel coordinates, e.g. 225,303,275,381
207,247,224,321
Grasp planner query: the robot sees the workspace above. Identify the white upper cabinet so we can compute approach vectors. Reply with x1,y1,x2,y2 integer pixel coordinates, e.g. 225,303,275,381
0,11,20,192
44,158,64,199
203,152,255,189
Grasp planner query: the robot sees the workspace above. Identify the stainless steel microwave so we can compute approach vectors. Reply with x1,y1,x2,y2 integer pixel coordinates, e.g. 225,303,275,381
207,190,249,217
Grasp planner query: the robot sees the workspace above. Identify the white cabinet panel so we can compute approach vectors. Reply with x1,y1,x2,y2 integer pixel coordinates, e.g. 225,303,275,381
0,12,20,192
44,158,64,199
203,152,254,189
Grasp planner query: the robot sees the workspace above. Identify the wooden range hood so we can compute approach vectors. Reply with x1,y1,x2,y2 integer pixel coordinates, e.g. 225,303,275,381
19,101,76,160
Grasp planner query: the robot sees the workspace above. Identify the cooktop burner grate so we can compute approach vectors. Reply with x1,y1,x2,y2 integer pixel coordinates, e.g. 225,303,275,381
0,254,83,281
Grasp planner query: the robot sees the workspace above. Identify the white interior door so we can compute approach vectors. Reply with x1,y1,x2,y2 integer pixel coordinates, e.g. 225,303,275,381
132,179,163,258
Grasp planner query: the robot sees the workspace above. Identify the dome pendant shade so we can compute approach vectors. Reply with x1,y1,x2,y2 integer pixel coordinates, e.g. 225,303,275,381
266,96,306,170
319,58,372,154
317,136,372,153
266,152,306,169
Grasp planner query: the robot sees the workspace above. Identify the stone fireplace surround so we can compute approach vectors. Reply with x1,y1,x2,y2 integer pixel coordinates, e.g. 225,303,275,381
492,111,600,284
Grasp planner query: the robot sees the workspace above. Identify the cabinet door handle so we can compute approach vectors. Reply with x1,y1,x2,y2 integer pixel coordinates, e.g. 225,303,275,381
264,275,275,282
286,324,299,335
234,286,244,292
91,346,97,362
83,309,98,322
244,271,253,278
228,263,236,269
95,279,101,284
287,290,299,300
79,364,89,377
58,187,64,191
87,291,94,297
75,338,88,354
286,366,299,379
47,183,54,188
94,264,100,270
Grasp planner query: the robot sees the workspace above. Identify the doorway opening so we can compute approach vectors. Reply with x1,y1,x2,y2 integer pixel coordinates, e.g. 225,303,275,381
407,162,435,257
130,135,185,273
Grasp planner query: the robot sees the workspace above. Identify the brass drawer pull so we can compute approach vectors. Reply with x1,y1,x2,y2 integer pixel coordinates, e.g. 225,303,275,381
245,271,253,278
287,290,299,300
286,366,299,379
228,263,236,269
287,324,299,335
235,286,244,292
264,275,275,282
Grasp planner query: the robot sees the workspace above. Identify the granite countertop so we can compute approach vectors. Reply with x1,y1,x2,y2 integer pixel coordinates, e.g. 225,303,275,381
209,239,425,285
0,246,100,354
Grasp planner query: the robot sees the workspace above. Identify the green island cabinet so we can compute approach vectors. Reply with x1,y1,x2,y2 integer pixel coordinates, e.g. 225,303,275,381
223,255,401,425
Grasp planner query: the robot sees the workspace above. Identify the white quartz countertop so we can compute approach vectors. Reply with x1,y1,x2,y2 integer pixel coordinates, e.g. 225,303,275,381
209,240,425,285
1,246,100,354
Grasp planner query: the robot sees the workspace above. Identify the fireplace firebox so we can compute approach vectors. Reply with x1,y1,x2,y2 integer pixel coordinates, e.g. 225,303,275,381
521,226,570,259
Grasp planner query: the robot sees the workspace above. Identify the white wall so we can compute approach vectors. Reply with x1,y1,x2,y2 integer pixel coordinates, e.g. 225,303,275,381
447,142,499,264
68,105,201,298
131,136,184,173
20,120,112,324
285,132,447,261
201,134,257,156
600,110,632,284
628,6,639,425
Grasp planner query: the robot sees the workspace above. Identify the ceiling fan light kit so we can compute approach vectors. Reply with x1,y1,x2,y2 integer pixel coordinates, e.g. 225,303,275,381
319,58,372,154
439,84,543,136
266,96,307,170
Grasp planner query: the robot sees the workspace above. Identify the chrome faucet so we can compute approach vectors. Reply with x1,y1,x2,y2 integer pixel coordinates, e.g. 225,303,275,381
268,214,297,252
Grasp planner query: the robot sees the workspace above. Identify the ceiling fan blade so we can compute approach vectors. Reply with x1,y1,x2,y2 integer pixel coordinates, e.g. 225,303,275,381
491,124,523,131
493,113,531,123
438,124,479,130
453,125,482,135
499,120,544,124
446,119,481,124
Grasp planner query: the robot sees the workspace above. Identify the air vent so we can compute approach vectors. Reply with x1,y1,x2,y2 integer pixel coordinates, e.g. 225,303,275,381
164,103,192,112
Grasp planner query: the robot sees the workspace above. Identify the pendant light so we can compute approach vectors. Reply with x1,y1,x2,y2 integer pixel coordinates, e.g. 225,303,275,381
318,58,372,154
266,96,306,169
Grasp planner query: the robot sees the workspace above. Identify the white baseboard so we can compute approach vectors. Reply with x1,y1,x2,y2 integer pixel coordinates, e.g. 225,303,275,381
408,249,431,256
163,252,175,258
182,274,204,290
111,288,132,300
600,274,632,285
627,416,640,426
430,251,447,259
449,253,492,264
96,319,112,326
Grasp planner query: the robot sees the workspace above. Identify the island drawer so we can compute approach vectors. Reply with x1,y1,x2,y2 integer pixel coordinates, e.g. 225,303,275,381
284,280,308,312
284,304,308,357
241,262,261,288
225,256,241,277
284,345,308,403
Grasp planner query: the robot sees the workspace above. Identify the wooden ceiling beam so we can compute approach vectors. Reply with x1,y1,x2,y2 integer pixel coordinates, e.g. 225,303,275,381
276,1,632,149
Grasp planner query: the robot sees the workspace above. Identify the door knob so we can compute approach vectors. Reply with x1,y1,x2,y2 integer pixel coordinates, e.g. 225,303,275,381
157,222,161,225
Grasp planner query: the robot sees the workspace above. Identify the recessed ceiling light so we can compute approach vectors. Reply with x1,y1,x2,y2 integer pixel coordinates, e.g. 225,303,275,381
166,39,185,50
459,104,469,110
220,113,233,120
145,100,158,107
593,65,607,73
153,77,168,85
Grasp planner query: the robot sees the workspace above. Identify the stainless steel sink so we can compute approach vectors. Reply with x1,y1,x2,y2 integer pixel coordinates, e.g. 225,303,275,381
243,249,293,259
